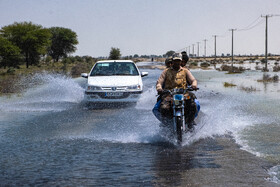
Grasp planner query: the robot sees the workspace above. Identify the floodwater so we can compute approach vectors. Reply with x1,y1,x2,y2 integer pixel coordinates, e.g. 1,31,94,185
0,62,279,186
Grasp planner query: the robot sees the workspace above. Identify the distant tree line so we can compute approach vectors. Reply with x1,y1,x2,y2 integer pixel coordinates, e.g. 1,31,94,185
0,21,78,69
108,47,164,60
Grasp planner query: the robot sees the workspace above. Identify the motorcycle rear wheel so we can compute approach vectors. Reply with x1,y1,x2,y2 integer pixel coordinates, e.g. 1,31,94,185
175,116,183,143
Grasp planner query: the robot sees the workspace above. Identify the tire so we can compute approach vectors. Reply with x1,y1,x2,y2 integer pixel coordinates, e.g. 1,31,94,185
175,116,183,143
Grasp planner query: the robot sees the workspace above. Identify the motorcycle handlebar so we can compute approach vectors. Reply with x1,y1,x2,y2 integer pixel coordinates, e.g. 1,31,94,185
160,87,199,95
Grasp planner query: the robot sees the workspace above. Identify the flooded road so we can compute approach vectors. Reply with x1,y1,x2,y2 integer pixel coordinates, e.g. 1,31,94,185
0,65,279,186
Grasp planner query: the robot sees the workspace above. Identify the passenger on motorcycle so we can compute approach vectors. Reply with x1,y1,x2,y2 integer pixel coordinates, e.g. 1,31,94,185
165,56,173,68
153,53,199,129
181,51,189,68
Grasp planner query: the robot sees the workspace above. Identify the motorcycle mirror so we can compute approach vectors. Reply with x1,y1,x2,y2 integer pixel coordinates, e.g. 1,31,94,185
141,72,148,77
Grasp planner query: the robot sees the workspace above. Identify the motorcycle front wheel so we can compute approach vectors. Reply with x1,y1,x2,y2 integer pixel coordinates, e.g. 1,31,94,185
175,116,183,143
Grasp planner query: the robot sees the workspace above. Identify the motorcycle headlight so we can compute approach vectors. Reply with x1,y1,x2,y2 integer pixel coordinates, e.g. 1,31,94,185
87,86,102,91
127,85,141,90
174,94,184,100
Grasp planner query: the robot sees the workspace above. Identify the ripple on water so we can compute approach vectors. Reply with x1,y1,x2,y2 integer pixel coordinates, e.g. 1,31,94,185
267,165,280,184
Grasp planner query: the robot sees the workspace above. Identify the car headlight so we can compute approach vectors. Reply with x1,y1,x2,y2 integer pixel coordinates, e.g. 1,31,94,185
127,85,141,90
87,86,102,91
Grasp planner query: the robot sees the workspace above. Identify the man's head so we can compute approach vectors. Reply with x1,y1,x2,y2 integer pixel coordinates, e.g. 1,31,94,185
181,51,189,67
165,57,173,68
172,53,182,69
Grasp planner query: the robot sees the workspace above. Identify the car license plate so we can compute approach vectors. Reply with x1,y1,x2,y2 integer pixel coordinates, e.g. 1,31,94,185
105,92,123,97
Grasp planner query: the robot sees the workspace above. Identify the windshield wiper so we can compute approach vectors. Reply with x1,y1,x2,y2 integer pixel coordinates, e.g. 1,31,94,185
114,73,130,75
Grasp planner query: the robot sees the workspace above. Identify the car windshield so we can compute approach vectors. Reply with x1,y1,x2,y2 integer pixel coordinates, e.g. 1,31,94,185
90,62,139,76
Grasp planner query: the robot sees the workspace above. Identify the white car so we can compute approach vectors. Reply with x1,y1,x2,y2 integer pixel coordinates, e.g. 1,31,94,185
81,60,148,103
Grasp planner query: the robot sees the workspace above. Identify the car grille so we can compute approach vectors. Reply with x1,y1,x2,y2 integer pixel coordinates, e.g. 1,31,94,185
86,91,142,99
101,86,127,91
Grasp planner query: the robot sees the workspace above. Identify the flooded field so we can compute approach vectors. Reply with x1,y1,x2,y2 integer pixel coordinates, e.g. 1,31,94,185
0,62,279,186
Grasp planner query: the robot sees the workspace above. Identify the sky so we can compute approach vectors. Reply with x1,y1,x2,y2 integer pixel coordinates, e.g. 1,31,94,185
0,0,280,57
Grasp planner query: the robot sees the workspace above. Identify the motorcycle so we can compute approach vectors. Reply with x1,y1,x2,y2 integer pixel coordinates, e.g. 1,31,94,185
153,87,199,143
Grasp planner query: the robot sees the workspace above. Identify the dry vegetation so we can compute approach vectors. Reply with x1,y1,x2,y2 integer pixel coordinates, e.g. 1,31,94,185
223,82,237,87
239,85,258,92
257,74,279,83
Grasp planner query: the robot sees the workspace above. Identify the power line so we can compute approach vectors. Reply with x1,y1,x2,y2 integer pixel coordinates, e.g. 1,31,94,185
237,16,262,31
237,19,265,31
173,14,280,59
217,31,230,38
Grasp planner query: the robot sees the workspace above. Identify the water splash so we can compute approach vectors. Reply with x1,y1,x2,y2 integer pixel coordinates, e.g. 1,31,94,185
0,73,84,112
136,86,157,110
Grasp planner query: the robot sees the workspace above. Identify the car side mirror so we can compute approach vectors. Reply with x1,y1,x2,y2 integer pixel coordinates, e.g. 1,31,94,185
141,72,148,77
81,73,88,78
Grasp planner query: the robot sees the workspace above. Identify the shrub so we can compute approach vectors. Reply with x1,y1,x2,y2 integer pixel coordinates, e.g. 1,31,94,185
200,62,210,67
45,56,52,63
257,74,279,82
239,86,257,92
273,65,280,72
220,65,245,73
190,62,198,66
6,67,15,75
70,62,92,77
260,59,266,63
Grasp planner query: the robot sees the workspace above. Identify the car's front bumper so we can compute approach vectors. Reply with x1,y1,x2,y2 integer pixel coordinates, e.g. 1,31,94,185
84,91,143,102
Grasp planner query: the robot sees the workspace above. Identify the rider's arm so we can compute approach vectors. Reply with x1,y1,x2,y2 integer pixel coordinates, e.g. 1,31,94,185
156,69,167,93
185,69,197,89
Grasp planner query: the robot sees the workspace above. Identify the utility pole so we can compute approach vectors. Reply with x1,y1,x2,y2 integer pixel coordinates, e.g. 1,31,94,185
261,15,272,71
203,39,207,57
213,35,217,69
197,42,200,57
213,35,217,60
229,29,237,69
192,44,195,57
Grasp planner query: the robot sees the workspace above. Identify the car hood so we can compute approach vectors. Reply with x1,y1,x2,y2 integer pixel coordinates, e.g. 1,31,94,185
88,76,141,87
